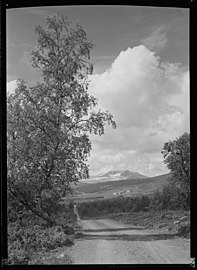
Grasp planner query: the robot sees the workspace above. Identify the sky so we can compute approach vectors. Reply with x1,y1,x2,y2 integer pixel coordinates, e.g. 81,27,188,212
7,5,190,177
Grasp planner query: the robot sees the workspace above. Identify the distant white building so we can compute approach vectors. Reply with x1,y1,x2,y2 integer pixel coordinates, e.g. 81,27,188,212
113,192,120,196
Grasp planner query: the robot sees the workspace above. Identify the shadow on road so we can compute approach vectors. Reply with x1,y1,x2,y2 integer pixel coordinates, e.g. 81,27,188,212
78,232,177,242
83,227,145,232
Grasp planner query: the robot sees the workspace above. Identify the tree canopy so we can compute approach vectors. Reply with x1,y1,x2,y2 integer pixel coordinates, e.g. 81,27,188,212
161,132,190,206
7,12,116,223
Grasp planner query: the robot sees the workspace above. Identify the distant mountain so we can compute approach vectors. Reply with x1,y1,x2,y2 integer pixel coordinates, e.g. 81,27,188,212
102,170,122,178
81,170,148,184
120,170,146,179
101,170,146,179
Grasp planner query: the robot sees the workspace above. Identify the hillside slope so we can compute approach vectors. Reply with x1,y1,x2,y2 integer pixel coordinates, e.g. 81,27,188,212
71,173,170,199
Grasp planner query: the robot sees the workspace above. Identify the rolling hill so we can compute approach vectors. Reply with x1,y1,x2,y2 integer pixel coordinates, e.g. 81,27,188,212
102,170,146,179
70,173,170,201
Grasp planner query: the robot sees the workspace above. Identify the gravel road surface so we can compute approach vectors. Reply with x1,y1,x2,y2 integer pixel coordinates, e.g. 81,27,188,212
65,213,192,264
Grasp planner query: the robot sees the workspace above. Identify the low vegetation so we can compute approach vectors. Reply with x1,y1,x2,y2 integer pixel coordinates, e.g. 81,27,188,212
110,210,190,237
177,222,190,238
7,199,79,265
78,193,190,238
77,195,151,219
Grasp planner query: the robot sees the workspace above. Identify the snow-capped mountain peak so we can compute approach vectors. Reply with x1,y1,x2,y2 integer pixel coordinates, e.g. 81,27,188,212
80,170,147,183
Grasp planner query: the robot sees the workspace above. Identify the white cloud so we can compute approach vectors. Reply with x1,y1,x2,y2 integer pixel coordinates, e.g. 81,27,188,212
6,45,189,177
7,80,17,95
88,45,189,177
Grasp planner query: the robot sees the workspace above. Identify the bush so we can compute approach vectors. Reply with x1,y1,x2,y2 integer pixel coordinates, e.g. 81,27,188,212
7,200,76,265
149,183,190,211
131,204,140,213
77,195,151,218
177,222,190,238
8,222,74,265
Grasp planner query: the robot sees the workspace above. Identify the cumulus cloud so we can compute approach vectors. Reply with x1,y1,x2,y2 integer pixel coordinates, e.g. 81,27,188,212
7,80,17,95
88,45,189,177
6,45,189,177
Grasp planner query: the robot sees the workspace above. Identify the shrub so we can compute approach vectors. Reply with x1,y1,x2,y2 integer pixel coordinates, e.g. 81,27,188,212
77,195,152,218
177,222,190,238
149,182,190,212
8,222,74,265
7,200,76,265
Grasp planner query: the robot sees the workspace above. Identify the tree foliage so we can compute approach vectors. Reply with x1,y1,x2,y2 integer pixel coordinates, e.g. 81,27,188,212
161,132,190,208
7,12,116,223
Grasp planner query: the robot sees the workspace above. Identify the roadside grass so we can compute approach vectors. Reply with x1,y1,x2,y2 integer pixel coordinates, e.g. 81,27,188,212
109,210,190,238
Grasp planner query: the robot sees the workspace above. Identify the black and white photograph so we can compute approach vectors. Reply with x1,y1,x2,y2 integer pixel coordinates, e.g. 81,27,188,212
5,3,192,265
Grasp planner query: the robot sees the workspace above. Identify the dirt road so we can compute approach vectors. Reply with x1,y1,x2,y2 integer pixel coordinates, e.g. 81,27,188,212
66,217,192,264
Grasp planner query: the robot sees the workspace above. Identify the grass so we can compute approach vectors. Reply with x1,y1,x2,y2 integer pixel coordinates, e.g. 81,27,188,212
109,209,190,237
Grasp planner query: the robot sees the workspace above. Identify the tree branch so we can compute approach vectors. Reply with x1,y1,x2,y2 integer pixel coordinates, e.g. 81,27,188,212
28,115,55,146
